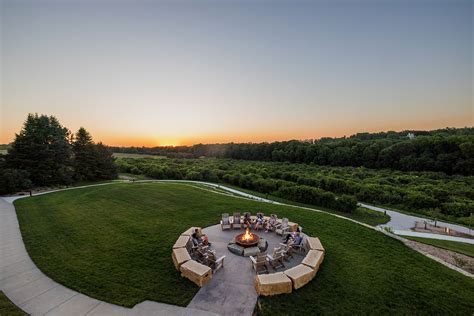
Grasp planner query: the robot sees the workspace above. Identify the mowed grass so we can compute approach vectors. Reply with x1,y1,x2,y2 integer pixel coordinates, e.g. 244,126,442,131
405,236,474,258
14,183,474,314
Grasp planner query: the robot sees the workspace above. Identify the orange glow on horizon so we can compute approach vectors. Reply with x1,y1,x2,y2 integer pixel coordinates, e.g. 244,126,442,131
0,115,471,147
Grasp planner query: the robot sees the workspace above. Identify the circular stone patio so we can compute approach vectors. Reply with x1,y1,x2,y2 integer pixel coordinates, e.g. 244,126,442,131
186,224,306,315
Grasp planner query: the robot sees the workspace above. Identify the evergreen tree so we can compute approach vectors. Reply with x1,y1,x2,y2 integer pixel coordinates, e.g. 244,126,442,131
6,114,73,186
94,143,118,180
72,127,97,181
72,128,118,180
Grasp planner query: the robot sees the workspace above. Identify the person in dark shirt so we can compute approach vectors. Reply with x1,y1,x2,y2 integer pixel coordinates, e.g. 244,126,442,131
192,228,209,245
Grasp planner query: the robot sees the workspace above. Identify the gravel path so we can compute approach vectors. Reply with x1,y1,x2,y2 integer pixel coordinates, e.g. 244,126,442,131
404,239,474,274
393,230,474,244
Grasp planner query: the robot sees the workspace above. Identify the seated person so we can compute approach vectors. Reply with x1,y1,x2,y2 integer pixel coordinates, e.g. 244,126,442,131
192,228,209,246
243,213,252,228
265,214,277,232
289,234,303,249
254,213,264,230
283,226,302,244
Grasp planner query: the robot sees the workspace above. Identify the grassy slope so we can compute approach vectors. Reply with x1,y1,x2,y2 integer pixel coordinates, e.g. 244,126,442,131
14,183,474,314
0,291,27,316
219,183,390,226
405,236,474,258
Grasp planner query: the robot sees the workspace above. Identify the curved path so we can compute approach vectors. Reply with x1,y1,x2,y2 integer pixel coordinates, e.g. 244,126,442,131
1,180,472,316
0,188,217,316
360,203,474,243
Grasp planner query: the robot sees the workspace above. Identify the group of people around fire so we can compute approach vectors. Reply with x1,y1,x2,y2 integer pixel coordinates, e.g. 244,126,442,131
191,212,303,249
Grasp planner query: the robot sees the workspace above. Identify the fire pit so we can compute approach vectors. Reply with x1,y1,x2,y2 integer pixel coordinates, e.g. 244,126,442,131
235,228,260,248
228,228,267,256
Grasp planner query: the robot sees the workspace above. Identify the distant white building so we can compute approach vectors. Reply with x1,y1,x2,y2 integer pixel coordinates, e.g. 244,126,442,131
407,133,415,140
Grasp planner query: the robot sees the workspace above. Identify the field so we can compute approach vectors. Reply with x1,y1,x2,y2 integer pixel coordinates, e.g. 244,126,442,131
14,182,474,314
113,153,165,159
0,144,10,155
405,236,474,258
115,157,474,226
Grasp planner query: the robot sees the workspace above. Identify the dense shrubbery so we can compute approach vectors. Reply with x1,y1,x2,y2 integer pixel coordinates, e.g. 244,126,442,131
0,168,32,195
111,127,474,175
116,157,474,224
0,114,117,194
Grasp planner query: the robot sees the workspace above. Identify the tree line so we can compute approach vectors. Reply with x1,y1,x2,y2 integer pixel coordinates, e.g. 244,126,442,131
110,127,474,175
0,114,117,194
116,157,474,225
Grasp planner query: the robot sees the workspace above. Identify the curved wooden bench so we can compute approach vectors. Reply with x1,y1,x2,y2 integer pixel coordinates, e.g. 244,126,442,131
180,260,212,287
255,272,292,296
172,247,191,270
254,229,325,295
173,235,190,249
283,264,316,290
174,223,325,294
182,227,201,236
306,236,325,252
302,249,324,271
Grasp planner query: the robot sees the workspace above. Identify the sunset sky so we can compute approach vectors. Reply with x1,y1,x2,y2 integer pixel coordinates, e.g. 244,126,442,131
1,0,472,147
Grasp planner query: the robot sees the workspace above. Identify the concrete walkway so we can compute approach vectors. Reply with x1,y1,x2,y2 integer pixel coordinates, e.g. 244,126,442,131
360,203,474,242
393,230,474,244
0,198,218,316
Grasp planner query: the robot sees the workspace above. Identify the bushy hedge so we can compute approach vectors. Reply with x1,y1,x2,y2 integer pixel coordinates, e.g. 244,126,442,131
114,157,474,225
0,168,32,195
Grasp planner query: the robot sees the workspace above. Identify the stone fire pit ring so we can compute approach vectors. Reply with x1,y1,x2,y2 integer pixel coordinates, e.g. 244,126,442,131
228,235,268,257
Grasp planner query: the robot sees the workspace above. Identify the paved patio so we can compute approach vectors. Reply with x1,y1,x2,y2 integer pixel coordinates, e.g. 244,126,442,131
187,224,304,316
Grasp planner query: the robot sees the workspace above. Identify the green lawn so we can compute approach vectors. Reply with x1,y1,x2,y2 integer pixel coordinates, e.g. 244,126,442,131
14,183,474,314
0,291,27,316
405,236,474,258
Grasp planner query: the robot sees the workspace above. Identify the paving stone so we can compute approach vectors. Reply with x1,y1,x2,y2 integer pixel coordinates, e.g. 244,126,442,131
45,293,101,316
20,285,77,315
243,247,260,257
1,268,44,292
135,300,219,316
227,243,244,255
258,238,268,252
85,301,131,315
7,276,58,306
0,259,36,282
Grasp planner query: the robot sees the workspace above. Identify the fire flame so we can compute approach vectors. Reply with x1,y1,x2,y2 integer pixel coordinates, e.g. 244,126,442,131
242,227,254,241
